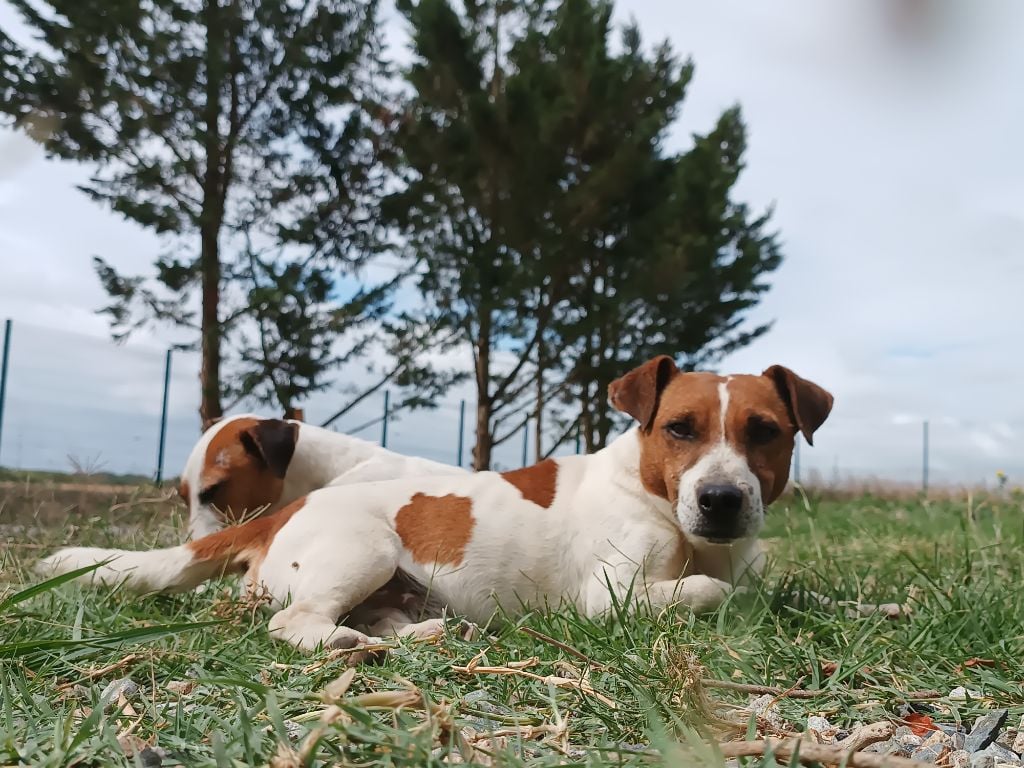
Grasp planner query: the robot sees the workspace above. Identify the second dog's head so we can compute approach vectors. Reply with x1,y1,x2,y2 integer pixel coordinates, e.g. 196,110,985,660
609,356,833,544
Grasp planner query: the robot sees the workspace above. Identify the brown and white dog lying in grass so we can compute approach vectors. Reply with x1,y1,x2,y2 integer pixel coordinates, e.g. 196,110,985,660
40,356,833,651
179,414,466,539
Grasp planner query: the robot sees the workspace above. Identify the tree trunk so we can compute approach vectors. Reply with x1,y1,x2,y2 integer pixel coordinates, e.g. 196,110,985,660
472,314,493,470
198,0,225,427
533,360,544,463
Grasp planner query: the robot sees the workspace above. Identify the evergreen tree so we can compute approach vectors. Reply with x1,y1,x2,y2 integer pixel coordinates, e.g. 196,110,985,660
0,0,428,425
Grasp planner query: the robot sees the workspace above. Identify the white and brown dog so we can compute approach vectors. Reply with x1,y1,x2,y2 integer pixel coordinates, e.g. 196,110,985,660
179,415,466,539
40,357,833,652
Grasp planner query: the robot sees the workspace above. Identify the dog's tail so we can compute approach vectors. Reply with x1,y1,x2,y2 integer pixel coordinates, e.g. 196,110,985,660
37,503,301,594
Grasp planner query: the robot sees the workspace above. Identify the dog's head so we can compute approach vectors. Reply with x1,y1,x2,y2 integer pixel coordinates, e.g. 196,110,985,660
609,356,833,544
178,415,299,538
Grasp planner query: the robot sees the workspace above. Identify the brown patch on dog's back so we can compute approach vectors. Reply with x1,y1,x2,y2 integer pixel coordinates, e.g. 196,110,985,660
501,459,559,508
186,495,307,575
395,493,475,566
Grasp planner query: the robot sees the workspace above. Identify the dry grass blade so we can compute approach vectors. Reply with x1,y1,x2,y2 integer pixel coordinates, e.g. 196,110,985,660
518,627,604,668
701,677,823,700
55,652,143,691
453,656,617,709
718,737,935,767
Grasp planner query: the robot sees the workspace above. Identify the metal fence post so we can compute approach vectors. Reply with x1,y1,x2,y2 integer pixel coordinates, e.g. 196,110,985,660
155,348,172,484
456,399,465,466
381,390,390,448
793,434,801,485
0,319,10,465
922,419,929,494
521,418,529,466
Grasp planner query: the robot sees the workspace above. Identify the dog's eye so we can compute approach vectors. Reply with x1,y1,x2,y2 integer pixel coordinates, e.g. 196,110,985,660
197,482,224,505
665,419,697,441
747,418,780,445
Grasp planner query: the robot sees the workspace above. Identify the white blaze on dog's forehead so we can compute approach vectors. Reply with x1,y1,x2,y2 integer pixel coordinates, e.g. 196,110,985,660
717,378,731,438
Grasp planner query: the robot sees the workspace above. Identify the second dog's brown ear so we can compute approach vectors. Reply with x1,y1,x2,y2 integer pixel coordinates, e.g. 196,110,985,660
240,419,299,478
763,365,834,445
608,356,679,430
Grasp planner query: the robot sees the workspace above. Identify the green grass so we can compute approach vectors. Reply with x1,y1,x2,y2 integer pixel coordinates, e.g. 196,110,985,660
1,486,1023,766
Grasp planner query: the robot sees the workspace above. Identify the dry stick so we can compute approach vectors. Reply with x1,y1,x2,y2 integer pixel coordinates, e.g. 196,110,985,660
718,737,933,768
519,627,604,668
453,661,617,709
836,721,895,752
700,678,823,700
56,653,143,691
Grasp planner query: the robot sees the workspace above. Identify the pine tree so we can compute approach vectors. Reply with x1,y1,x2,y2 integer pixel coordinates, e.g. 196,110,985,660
0,0,410,425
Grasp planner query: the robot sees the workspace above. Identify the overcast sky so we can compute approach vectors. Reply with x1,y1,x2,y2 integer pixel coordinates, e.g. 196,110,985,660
1,0,1022,485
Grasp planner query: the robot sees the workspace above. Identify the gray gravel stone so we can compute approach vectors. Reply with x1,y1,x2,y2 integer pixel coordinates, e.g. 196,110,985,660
912,742,947,764
966,710,1009,754
981,743,1021,764
948,750,971,768
1013,716,1024,754
136,746,164,768
100,678,140,710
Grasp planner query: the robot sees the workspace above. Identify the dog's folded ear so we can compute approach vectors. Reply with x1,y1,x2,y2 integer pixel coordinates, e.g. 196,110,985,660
608,355,679,430
239,419,299,478
763,365,834,445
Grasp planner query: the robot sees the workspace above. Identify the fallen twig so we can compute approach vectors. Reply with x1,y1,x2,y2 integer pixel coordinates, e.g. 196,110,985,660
519,627,604,668
56,653,143,692
700,678,823,699
453,657,617,709
836,721,895,752
718,736,933,767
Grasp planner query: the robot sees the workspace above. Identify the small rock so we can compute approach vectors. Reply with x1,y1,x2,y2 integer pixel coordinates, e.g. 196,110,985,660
807,715,839,742
137,747,164,768
923,730,950,746
898,733,924,749
462,689,492,705
978,743,1022,765
965,710,1009,754
100,678,139,710
748,694,787,731
1013,716,1024,754
971,752,995,768
282,719,304,740
938,724,969,750
165,680,194,695
807,715,831,733
950,687,984,701
864,739,896,754
913,742,948,764
948,750,972,768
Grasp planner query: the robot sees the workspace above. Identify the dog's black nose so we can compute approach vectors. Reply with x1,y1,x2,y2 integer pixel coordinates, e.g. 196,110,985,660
697,484,744,517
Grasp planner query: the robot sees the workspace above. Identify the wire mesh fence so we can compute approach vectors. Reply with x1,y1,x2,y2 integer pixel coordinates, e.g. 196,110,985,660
0,318,1021,490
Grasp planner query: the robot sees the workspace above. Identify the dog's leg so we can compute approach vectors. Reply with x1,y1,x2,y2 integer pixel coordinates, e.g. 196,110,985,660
639,575,735,614
269,602,377,651
364,611,446,641
586,573,735,617
261,517,402,652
